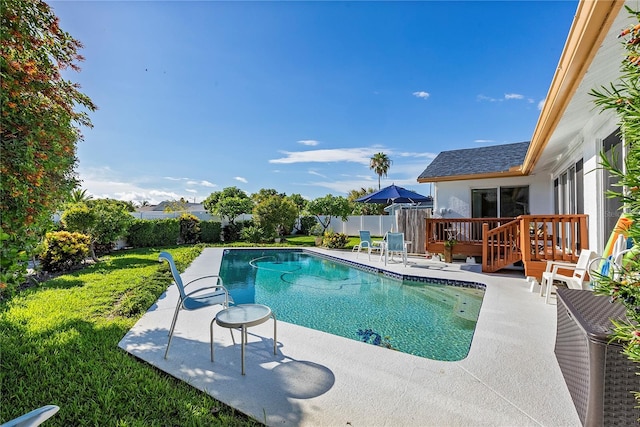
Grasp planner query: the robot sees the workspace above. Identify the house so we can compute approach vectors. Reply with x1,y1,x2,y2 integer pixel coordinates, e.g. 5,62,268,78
417,0,634,270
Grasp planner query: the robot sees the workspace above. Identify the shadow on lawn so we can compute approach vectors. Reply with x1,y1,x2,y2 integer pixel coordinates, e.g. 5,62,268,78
0,313,258,426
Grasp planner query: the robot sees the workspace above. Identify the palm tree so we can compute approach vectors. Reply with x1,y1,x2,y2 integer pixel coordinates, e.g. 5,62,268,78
69,188,93,204
370,152,392,189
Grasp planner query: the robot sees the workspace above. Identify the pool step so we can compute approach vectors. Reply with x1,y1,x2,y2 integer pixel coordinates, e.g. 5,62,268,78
411,285,483,322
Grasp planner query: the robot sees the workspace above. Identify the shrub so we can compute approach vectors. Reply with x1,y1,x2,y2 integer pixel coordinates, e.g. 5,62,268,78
299,216,318,235
199,220,222,243
178,214,200,244
241,225,270,243
322,231,349,249
309,223,324,236
126,219,180,248
40,231,91,272
223,220,252,242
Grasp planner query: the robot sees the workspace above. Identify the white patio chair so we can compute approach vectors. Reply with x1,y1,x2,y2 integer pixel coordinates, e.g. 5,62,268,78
540,249,597,304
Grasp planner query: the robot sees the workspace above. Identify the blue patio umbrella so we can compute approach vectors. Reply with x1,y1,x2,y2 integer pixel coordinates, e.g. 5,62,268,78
355,184,431,204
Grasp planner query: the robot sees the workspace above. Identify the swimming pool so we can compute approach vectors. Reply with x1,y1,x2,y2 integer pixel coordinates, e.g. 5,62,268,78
218,249,485,361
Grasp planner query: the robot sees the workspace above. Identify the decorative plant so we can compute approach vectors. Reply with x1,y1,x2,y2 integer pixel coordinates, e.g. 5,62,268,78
444,238,457,248
589,6,640,392
322,231,349,249
309,223,324,237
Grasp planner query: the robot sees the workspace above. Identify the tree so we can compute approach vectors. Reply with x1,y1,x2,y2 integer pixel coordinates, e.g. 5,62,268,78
590,6,640,380
348,187,386,215
307,194,352,233
69,188,93,204
163,198,189,214
1,0,96,293
203,187,253,226
62,199,133,261
370,152,392,189
253,195,297,238
251,188,285,205
288,193,308,233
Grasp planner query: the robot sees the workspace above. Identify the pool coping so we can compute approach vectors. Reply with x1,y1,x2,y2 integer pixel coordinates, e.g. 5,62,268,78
118,247,582,426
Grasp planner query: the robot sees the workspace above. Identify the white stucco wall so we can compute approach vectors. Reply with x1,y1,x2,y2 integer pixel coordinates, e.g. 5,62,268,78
552,110,619,254
432,173,551,219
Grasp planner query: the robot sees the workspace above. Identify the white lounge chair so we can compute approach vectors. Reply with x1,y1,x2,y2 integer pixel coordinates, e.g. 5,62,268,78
540,249,597,304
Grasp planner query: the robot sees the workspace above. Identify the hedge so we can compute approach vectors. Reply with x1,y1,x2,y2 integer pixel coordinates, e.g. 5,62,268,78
126,218,222,248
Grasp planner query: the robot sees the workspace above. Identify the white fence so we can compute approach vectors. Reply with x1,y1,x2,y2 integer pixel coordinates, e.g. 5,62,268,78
130,211,396,236
321,215,396,237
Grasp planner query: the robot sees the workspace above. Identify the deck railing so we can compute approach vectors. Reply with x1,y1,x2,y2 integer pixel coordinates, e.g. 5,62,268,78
425,217,514,257
425,215,589,278
483,219,521,272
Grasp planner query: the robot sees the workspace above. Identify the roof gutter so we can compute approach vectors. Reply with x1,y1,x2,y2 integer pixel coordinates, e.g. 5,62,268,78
521,0,624,174
417,169,524,183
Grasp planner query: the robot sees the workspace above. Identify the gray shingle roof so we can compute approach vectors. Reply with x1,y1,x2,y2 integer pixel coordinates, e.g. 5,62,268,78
418,141,530,181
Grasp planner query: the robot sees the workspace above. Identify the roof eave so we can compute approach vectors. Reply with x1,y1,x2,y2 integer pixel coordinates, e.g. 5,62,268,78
417,168,525,183
522,0,624,174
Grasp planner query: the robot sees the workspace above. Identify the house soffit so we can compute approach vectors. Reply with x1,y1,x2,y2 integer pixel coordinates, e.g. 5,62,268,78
522,0,626,175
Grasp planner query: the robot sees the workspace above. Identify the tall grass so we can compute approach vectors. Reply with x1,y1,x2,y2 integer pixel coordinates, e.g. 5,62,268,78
0,245,260,426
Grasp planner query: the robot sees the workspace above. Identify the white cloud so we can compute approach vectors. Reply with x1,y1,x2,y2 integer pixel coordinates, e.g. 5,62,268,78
235,176,248,183
505,93,524,100
269,147,381,165
412,91,430,99
538,98,546,110
474,139,495,143
478,93,527,102
298,139,319,146
78,167,210,205
477,94,498,102
308,170,327,178
164,176,189,181
396,151,437,159
309,176,429,196
185,188,198,194
186,179,217,187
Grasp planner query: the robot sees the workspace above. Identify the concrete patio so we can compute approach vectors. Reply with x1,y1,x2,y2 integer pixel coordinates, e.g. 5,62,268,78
118,247,581,426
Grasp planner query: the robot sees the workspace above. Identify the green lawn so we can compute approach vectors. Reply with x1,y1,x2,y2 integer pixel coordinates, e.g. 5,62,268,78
0,239,365,425
283,234,361,248
0,245,261,426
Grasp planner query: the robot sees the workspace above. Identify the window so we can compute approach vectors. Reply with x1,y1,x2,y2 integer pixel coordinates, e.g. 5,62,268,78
500,186,529,217
471,188,497,218
554,159,584,215
471,186,529,218
602,130,623,236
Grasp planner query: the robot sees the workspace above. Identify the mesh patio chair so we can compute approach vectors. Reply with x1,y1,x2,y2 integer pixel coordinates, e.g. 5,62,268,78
383,232,407,266
159,251,232,358
1,405,59,427
352,230,382,260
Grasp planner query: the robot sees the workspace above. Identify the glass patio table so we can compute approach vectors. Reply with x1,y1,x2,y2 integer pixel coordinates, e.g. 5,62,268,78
210,304,277,375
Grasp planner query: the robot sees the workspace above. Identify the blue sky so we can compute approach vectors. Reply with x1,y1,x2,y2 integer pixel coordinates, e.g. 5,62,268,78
52,1,578,205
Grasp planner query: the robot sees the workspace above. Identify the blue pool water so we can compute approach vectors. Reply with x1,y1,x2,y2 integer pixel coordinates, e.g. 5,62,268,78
218,249,485,361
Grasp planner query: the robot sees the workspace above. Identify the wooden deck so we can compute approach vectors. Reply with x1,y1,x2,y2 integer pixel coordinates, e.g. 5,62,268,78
425,215,589,280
